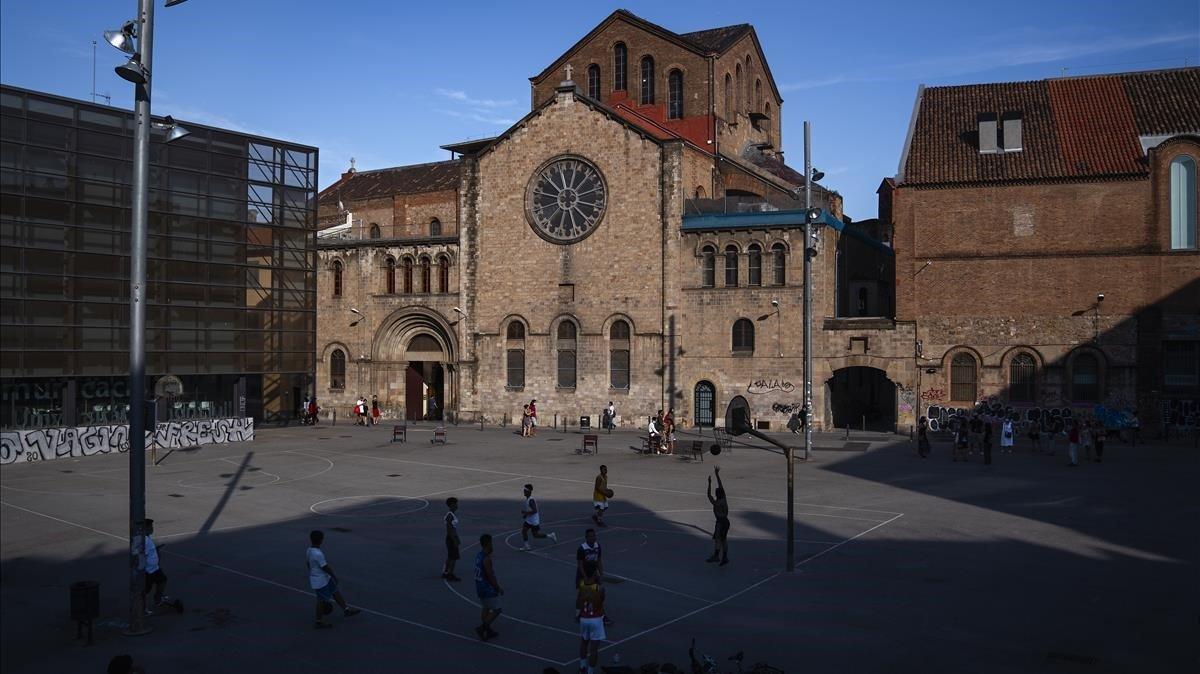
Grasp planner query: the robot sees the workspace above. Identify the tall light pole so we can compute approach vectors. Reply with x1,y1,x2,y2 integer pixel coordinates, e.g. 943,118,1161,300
105,0,190,636
803,121,815,466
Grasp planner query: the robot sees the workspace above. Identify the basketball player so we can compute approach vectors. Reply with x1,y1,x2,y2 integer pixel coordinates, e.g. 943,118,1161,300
521,483,557,550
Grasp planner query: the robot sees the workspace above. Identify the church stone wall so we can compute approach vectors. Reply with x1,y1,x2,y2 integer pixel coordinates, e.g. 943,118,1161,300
468,91,670,424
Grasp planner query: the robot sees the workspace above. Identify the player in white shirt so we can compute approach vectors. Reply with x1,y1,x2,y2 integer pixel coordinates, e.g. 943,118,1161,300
520,483,557,551
307,530,361,629
442,497,462,581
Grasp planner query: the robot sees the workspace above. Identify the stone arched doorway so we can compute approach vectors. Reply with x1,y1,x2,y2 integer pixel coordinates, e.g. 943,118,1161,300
373,310,457,421
827,366,895,432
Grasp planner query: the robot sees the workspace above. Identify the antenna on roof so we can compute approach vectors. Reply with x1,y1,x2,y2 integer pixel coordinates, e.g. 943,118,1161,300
89,40,111,106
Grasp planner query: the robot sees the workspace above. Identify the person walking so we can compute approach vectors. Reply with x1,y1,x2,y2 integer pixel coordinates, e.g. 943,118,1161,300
307,530,361,629
473,534,503,641
603,402,615,430
427,392,439,421
308,396,319,426
1000,418,1015,454
1067,420,1081,466
663,408,676,455
528,399,538,436
442,497,461,581
520,483,557,550
521,404,532,437
917,416,931,458
592,465,610,528
706,466,730,566
371,395,381,426
576,562,607,674
982,420,993,466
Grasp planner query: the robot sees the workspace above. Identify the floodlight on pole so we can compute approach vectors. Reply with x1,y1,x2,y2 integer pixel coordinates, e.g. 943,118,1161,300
115,56,148,85
152,115,190,143
104,20,138,54
810,168,825,182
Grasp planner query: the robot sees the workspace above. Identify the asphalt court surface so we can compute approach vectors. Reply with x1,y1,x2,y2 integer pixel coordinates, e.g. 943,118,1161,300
1,423,1195,673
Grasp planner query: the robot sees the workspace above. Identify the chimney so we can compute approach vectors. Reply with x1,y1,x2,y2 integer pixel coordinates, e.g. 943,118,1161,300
1001,112,1023,152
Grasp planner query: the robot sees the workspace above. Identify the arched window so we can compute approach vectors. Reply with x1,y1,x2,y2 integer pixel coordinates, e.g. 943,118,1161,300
950,353,977,402
745,56,753,110
754,79,762,112
747,244,762,286
420,257,431,293
701,245,716,287
613,43,627,91
402,257,413,294
609,320,630,390
437,255,450,293
734,63,742,116
724,244,739,287
772,243,786,285
587,64,601,99
764,102,773,142
723,74,732,120
369,223,381,239
668,70,683,119
430,218,442,237
1009,353,1036,402
732,318,754,353
1170,155,1197,249
329,349,346,389
640,56,655,105
385,257,396,294
695,186,706,199
557,320,577,388
506,321,525,388
1071,353,1101,402
332,260,343,297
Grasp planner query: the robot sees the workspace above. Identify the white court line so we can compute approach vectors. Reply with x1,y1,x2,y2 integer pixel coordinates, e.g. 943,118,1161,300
0,499,565,667
596,511,906,656
312,449,899,520
440,578,591,640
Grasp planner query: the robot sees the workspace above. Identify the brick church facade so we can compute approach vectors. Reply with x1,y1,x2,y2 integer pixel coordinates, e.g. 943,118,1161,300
315,10,867,430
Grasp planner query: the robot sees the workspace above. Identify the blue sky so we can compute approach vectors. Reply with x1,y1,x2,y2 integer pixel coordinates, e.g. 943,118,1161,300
2,1,1197,219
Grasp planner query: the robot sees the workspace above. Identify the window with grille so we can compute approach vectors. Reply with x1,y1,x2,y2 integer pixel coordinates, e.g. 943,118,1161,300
640,56,655,105
950,353,977,401
506,321,525,388
668,70,683,119
724,245,738,287
557,321,577,388
1071,353,1100,402
732,318,754,353
747,244,762,286
587,64,600,99
701,245,715,287
332,261,342,297
329,349,346,389
610,320,630,389
613,43,627,91
1009,353,1036,402
1164,341,1198,387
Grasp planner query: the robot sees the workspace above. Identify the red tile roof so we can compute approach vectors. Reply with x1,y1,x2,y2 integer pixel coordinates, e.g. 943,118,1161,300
901,67,1200,186
320,160,460,202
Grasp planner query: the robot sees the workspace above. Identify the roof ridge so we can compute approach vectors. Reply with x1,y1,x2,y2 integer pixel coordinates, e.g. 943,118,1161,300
351,159,461,175
679,22,752,36
923,65,1198,90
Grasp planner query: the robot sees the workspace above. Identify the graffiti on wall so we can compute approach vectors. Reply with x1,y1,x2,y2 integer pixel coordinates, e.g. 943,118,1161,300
0,418,254,465
771,402,804,414
747,378,795,395
920,388,946,402
897,384,916,415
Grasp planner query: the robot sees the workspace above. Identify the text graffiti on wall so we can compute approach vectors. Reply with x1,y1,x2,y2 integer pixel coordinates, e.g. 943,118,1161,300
0,418,255,465
747,378,795,395
897,384,916,415
771,402,804,414
920,388,946,402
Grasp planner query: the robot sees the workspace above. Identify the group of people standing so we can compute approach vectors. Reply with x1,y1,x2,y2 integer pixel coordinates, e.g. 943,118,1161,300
647,408,677,454
520,399,539,437
353,395,381,426
917,413,1110,467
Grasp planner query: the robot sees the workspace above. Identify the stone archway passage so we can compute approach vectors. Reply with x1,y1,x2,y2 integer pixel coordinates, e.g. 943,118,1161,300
827,366,895,432
373,310,457,421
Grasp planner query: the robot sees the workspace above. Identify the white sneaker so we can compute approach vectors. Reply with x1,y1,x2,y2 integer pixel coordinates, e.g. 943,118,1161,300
521,543,531,551
548,532,558,543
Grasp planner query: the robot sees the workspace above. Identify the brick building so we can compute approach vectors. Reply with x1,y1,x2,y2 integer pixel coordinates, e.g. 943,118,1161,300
312,10,894,430
888,68,1200,434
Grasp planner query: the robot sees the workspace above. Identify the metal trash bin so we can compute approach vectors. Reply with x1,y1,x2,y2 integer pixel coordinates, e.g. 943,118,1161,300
70,580,99,645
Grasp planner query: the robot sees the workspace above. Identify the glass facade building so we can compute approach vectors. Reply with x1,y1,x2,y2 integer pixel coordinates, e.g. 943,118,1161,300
0,85,317,429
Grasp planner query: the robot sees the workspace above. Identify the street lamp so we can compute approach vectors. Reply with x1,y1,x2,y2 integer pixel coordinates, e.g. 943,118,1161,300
104,0,191,636
803,122,818,465
756,298,782,357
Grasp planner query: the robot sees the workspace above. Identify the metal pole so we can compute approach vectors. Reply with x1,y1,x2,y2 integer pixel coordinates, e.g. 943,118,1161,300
126,0,155,636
